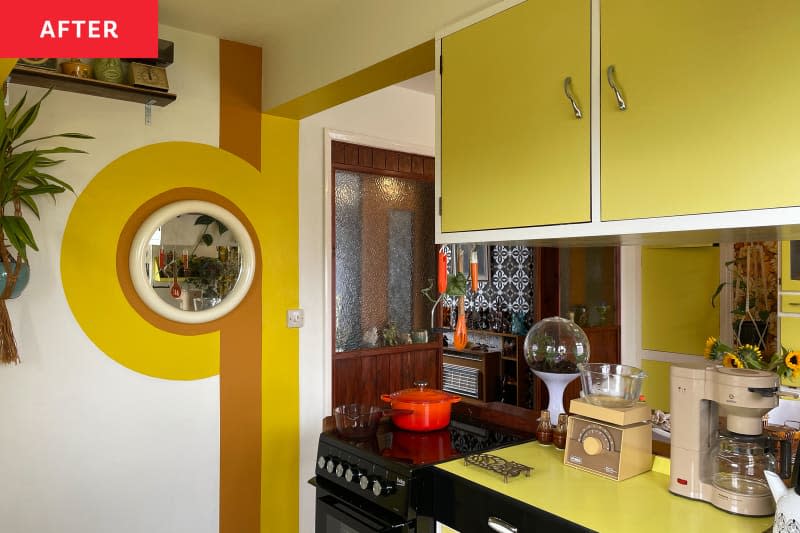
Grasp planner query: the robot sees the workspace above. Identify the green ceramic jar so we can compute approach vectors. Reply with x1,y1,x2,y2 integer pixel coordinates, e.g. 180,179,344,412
93,58,123,84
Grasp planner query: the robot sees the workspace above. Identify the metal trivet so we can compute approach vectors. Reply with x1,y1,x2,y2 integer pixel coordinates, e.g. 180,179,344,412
464,453,532,483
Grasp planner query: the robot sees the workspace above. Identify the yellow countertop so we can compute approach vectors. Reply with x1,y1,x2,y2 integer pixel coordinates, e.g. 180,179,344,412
435,442,772,533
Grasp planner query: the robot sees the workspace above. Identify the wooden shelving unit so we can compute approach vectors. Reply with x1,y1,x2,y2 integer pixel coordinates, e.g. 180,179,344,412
8,65,176,107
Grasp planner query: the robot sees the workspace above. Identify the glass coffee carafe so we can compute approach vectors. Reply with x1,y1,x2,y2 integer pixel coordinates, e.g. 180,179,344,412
712,433,776,498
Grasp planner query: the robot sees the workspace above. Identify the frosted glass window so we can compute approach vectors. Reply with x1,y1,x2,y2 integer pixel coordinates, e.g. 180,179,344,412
334,170,435,352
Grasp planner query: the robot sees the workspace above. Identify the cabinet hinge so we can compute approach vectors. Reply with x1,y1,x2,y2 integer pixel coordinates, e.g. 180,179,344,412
438,196,442,216
439,54,443,75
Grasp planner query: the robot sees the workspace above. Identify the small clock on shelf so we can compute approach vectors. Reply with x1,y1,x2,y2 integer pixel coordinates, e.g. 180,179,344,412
128,62,169,91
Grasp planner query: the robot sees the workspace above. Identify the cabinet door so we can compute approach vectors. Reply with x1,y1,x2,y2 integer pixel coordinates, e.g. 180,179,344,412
601,0,800,221
440,0,590,232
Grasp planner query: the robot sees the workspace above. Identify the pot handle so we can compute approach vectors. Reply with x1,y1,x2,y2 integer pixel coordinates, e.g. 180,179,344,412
380,394,392,403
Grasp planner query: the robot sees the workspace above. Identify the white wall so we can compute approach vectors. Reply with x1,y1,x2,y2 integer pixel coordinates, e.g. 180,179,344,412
298,84,435,532
0,26,222,533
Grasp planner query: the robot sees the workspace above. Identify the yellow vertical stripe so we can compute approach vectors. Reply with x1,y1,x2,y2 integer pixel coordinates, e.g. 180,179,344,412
260,114,299,533
0,59,16,81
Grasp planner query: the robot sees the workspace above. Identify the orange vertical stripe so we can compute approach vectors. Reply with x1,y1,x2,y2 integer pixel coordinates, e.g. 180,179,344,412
219,40,263,532
220,40,263,170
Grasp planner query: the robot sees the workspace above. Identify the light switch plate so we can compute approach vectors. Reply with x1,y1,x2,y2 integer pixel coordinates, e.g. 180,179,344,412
287,308,304,328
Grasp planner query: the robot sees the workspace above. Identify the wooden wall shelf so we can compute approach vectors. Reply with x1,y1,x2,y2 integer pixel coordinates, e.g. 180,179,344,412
8,65,176,107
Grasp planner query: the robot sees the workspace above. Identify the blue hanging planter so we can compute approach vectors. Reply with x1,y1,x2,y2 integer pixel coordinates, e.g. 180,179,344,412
0,261,30,299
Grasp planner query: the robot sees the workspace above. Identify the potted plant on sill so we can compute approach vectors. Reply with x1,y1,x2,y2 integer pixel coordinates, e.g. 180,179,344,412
0,86,92,364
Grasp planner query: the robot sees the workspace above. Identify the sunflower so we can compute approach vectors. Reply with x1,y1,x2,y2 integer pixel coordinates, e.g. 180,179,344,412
736,344,764,369
704,337,733,361
786,351,800,370
703,337,717,359
722,352,744,368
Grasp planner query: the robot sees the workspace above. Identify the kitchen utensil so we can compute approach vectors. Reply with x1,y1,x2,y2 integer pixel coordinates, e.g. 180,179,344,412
765,441,800,531
470,247,479,292
454,298,467,350
578,362,646,408
670,364,778,517
564,397,652,481
438,248,448,294
714,433,775,504
333,404,382,439
170,270,182,299
381,380,461,431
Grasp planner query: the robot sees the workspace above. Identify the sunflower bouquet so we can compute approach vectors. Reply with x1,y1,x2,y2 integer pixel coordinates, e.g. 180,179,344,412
704,336,800,380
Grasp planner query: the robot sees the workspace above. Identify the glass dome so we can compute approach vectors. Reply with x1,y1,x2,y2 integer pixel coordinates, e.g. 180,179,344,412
524,316,590,373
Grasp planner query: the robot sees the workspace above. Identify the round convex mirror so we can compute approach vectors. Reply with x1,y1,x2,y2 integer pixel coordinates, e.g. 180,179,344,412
129,200,256,323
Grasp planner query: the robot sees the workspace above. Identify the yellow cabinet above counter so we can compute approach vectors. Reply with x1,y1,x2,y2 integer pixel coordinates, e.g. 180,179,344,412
436,0,800,246
440,0,590,232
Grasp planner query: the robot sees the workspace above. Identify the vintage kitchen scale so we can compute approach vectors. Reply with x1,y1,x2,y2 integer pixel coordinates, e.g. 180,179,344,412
564,398,652,480
563,362,653,481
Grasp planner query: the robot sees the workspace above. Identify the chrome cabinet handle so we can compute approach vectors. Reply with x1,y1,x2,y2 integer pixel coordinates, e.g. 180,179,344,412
563,76,583,119
488,516,518,533
606,65,627,111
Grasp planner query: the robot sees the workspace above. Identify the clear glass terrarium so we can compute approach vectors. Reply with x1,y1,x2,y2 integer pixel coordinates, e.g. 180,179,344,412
524,316,591,422
524,316,590,373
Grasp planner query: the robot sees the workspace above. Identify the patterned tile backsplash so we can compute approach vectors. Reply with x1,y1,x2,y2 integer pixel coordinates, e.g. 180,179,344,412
442,244,535,319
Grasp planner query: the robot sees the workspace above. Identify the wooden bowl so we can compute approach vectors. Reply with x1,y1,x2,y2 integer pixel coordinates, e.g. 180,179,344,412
60,61,92,78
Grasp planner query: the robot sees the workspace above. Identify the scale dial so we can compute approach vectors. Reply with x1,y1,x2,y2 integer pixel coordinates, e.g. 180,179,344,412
577,424,615,455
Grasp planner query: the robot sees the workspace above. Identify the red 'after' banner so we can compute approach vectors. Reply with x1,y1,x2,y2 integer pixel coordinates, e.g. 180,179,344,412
1,0,158,57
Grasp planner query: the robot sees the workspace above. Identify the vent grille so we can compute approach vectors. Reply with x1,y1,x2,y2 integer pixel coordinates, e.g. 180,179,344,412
443,362,480,399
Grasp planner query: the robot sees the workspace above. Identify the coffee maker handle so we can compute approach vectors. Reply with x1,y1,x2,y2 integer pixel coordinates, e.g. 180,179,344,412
748,386,779,397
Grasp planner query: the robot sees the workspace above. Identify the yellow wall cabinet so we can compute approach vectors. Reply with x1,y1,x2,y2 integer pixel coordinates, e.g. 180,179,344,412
437,0,800,244
439,0,590,233
601,0,800,221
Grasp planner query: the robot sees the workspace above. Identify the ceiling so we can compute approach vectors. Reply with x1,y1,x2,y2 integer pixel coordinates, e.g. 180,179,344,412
159,0,496,109
159,0,337,49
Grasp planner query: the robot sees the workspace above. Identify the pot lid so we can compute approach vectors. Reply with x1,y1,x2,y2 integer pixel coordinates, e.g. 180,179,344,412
387,381,460,404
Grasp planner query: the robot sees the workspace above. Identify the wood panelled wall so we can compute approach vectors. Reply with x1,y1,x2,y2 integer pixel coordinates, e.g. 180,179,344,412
332,141,434,180
333,343,441,408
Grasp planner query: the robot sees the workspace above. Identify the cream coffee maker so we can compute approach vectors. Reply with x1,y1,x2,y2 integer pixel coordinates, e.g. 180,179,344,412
670,363,779,516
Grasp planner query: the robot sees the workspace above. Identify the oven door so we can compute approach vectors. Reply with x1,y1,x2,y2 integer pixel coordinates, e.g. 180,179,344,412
312,478,414,533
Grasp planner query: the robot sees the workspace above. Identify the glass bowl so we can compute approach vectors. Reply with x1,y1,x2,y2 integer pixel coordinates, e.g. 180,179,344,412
578,363,647,408
524,316,590,373
334,404,382,439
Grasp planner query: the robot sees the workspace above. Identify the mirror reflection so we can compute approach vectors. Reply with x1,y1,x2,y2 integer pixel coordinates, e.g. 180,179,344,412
143,212,242,312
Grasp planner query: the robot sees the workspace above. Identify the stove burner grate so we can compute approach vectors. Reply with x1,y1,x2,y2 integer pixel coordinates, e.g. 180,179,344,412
464,453,533,483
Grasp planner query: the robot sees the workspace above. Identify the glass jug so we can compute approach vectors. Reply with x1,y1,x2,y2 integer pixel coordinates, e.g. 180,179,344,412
712,433,776,497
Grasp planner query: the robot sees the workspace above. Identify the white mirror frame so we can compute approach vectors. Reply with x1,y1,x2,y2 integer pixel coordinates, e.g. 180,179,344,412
129,200,256,324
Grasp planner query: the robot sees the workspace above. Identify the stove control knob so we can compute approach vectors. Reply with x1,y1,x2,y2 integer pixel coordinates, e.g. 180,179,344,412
372,478,395,497
344,466,362,483
317,456,329,470
326,457,338,474
335,462,349,478
360,475,375,491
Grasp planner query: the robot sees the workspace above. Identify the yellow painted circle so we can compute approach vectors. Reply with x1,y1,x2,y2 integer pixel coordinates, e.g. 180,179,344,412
61,142,262,380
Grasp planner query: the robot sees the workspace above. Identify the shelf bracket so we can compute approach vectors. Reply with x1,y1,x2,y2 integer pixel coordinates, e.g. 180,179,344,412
144,99,156,126
3,76,10,108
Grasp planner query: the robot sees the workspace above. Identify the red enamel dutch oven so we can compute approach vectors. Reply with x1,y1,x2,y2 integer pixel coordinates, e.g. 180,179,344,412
380,381,461,431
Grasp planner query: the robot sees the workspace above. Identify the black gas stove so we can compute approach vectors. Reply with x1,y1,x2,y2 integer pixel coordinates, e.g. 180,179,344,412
312,414,532,532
